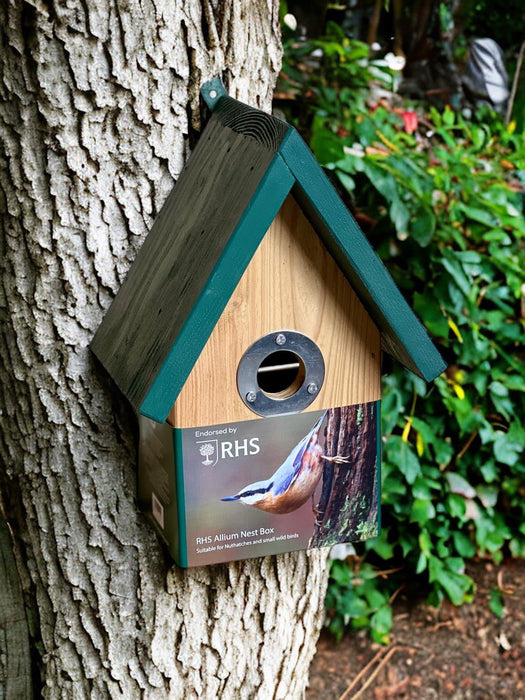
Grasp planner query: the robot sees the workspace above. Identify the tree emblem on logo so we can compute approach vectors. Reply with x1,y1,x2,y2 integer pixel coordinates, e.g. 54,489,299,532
199,442,215,466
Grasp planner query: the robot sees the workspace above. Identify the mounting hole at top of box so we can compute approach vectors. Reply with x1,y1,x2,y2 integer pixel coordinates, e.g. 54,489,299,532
237,331,325,417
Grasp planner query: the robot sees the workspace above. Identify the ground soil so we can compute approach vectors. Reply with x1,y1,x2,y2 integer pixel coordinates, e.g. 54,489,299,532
307,559,525,699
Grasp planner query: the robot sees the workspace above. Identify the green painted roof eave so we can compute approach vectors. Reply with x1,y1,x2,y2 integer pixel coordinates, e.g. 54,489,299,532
278,128,447,383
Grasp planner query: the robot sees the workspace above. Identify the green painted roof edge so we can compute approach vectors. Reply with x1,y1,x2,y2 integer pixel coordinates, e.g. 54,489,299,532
173,429,188,567
375,399,382,537
279,129,447,383
139,152,295,423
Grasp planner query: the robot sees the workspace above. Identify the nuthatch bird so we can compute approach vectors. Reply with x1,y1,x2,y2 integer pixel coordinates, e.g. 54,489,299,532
221,411,328,514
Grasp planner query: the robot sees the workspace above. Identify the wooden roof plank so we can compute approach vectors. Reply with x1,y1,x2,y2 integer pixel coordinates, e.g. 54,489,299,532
139,152,295,422
91,112,282,411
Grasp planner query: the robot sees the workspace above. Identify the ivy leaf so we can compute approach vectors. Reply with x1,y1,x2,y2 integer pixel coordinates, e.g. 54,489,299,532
410,205,436,246
386,438,422,484
493,432,523,466
446,472,476,498
488,588,505,618
370,605,393,645
410,498,436,525
428,556,475,605
452,531,476,558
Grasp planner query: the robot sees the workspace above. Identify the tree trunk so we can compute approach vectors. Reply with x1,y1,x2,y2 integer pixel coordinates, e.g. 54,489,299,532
309,404,379,549
0,2,329,697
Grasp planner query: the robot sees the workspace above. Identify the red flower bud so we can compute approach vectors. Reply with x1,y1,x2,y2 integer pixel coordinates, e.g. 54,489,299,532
402,111,418,134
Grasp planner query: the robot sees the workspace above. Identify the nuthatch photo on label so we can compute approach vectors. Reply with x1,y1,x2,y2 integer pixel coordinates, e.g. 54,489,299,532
221,411,348,514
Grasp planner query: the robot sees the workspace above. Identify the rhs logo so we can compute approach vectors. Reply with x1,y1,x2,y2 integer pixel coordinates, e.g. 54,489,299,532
196,437,260,466
197,440,218,466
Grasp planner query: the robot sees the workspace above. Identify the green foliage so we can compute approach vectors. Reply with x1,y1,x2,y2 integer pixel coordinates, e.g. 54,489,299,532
280,23,525,643
326,560,393,644
488,587,506,618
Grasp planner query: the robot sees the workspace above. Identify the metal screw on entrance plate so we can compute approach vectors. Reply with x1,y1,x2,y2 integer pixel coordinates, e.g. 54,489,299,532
275,334,286,346
307,383,318,395
246,391,257,403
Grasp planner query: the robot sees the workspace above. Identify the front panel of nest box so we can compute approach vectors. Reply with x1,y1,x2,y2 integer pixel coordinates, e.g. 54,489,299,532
138,195,383,567
168,194,381,428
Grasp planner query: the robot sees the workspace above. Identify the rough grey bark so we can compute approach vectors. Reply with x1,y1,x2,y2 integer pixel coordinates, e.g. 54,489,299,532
0,1,330,698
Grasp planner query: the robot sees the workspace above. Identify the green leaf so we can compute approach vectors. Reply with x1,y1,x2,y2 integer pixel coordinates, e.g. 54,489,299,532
457,203,498,227
386,437,421,485
480,461,499,483
311,127,344,165
328,616,345,641
493,432,523,466
330,559,352,586
413,292,449,337
410,498,436,525
370,605,393,645
366,529,396,560
509,537,525,557
452,531,476,558
428,556,475,605
340,594,369,619
419,529,432,554
446,493,467,520
488,588,505,618
410,205,436,246
442,106,455,126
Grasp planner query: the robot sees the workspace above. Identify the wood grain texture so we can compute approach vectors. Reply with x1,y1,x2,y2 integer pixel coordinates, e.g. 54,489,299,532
91,113,279,411
214,95,289,151
0,518,32,700
168,195,381,428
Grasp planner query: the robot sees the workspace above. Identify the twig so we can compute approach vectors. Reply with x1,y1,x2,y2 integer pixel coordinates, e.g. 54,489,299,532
337,646,388,700
338,644,407,700
388,583,406,605
456,430,478,461
506,40,525,125
497,568,515,595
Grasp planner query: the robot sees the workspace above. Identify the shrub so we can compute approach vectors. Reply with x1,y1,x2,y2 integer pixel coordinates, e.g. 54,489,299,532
278,23,525,641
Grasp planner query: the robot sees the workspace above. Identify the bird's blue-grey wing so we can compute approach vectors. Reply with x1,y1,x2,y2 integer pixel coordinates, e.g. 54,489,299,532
272,411,326,495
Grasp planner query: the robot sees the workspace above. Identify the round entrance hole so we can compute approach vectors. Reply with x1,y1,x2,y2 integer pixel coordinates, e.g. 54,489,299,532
237,330,325,416
256,350,306,399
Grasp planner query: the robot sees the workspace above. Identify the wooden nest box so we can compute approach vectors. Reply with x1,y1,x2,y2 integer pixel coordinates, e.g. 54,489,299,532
91,78,445,567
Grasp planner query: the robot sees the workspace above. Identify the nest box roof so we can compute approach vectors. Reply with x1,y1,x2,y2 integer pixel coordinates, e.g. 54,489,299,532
91,77,446,423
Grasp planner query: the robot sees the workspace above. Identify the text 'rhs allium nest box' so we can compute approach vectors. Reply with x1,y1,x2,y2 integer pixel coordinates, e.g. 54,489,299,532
90,78,446,568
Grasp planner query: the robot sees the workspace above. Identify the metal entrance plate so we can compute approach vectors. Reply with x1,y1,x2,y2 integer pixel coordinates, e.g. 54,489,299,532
237,331,325,416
